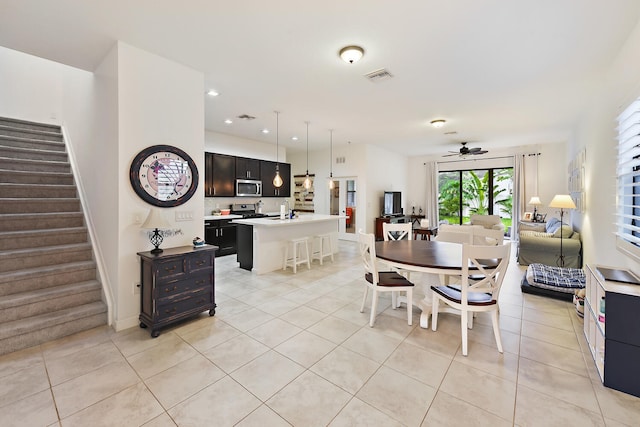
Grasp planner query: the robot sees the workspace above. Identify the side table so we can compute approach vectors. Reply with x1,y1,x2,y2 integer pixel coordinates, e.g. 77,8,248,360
413,226,438,240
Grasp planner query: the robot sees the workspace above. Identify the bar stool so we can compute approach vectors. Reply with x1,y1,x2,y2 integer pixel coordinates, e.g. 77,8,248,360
312,233,334,265
283,237,311,273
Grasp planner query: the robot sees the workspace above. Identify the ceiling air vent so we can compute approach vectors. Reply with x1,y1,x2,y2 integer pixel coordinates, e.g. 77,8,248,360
364,68,393,83
237,114,256,120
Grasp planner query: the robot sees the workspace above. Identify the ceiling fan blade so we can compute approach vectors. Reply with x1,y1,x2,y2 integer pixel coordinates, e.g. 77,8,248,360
468,147,482,152
471,150,488,155
442,153,459,157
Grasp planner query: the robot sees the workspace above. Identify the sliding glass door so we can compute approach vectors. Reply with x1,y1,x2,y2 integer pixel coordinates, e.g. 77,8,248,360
438,168,513,229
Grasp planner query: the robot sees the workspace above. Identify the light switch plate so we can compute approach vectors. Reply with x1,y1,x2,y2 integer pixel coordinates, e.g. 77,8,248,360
175,211,194,222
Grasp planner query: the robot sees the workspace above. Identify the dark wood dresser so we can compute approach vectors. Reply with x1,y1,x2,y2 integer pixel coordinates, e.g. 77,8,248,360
137,245,218,337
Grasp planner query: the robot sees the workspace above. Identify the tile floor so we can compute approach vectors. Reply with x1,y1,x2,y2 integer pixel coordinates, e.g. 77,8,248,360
2,241,640,426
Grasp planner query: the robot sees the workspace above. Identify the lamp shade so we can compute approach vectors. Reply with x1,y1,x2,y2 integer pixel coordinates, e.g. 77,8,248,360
141,209,171,229
528,196,542,206
549,194,576,209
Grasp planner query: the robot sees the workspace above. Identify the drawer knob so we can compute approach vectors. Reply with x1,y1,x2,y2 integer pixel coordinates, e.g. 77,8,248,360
164,266,177,273
165,307,177,315
164,286,177,293
196,260,206,266
195,279,205,285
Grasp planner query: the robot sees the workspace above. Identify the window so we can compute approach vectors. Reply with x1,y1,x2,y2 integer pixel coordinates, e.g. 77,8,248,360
438,167,513,227
616,97,640,260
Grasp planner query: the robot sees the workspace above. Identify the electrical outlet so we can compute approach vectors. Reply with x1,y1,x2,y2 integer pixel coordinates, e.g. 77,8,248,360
133,282,141,295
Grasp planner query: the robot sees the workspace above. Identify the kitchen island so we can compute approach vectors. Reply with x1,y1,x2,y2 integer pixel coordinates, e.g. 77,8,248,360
234,214,342,274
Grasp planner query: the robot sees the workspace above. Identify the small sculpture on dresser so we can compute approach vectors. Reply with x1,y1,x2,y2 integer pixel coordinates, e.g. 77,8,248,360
193,237,206,248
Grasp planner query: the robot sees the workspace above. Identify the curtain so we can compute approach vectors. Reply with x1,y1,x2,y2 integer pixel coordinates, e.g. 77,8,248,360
513,154,525,240
424,161,439,227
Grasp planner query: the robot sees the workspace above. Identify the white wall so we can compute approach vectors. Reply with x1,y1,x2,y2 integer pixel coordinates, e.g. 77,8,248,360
573,17,640,271
116,42,204,329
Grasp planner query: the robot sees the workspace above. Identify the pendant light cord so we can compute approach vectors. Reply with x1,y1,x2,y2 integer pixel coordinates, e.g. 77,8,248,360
306,121,309,174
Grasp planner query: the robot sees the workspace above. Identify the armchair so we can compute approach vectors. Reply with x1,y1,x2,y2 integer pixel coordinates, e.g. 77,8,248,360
468,214,505,232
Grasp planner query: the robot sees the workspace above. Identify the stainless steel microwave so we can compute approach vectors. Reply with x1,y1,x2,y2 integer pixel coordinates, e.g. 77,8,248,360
236,179,262,197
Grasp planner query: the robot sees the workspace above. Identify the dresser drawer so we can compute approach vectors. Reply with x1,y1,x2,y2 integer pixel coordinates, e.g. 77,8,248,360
155,258,187,280
155,273,211,300
156,288,213,321
188,252,214,273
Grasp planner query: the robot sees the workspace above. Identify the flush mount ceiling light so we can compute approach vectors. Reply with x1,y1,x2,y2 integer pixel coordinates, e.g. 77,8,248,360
291,136,298,141
224,119,233,124
261,129,269,134
207,90,219,96
339,45,364,64
430,119,446,128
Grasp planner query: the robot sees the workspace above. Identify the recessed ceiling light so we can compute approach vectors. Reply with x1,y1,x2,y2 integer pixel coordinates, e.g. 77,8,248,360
207,90,219,97
339,45,365,64
291,136,299,141
224,119,233,124
261,129,269,134
430,119,446,128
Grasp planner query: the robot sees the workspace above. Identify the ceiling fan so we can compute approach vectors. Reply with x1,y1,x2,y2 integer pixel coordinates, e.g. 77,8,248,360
443,142,488,157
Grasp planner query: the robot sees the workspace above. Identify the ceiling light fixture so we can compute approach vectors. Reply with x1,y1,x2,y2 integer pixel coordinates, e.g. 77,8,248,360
261,129,269,134
291,136,298,141
273,111,283,188
303,121,312,190
224,119,233,124
328,129,335,189
430,119,446,128
339,45,364,64
207,90,219,96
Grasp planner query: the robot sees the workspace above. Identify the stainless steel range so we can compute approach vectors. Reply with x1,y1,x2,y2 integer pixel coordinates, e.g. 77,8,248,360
230,203,267,218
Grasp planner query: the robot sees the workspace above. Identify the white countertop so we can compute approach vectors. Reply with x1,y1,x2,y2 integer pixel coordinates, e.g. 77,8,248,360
204,212,281,221
233,214,344,227
204,214,243,220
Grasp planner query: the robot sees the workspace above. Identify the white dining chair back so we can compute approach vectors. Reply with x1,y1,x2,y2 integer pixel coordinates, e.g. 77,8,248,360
382,222,413,241
358,230,414,327
431,242,511,356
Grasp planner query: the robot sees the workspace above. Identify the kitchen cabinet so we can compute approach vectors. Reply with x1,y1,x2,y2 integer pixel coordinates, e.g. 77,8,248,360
235,156,261,179
205,153,235,197
261,160,291,197
137,245,217,338
584,264,640,397
205,218,237,256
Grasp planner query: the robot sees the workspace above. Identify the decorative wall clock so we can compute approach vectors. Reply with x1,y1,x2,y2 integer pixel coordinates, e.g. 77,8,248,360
130,144,199,207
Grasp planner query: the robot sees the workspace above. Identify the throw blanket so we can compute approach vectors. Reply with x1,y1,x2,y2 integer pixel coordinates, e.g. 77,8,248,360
530,263,585,289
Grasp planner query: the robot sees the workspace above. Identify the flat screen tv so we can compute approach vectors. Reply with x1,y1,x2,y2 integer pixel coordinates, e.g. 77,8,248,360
383,191,402,216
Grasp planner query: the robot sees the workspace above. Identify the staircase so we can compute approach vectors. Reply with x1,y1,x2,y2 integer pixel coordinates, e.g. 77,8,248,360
0,117,108,356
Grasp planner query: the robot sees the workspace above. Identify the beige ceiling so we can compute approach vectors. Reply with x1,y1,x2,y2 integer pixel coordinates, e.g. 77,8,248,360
2,1,640,156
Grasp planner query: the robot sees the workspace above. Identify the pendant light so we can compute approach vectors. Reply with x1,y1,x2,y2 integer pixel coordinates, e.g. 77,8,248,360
273,111,283,188
303,121,312,190
328,129,335,189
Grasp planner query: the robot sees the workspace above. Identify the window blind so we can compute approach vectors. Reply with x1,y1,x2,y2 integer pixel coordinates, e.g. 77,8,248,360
616,98,640,258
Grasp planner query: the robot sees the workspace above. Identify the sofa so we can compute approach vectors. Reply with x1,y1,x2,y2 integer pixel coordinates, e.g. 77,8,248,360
517,217,582,268
468,214,506,232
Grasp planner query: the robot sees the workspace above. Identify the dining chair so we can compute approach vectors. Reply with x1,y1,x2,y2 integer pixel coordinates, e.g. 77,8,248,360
430,242,511,356
382,222,413,241
358,231,414,327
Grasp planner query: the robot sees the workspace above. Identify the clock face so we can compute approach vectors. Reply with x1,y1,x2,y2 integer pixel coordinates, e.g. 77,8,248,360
130,145,199,207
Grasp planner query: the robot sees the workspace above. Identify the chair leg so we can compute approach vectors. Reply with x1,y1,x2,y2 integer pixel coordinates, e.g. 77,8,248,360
305,240,311,270
360,287,368,313
461,310,468,356
391,292,397,310
369,290,379,327
491,310,504,353
467,312,474,329
406,289,413,326
431,295,439,331
283,244,289,270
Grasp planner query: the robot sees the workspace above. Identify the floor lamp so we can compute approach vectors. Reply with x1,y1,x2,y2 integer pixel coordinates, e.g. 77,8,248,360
548,194,576,267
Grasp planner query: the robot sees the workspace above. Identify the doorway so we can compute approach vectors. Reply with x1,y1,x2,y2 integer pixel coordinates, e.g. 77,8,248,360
329,177,358,241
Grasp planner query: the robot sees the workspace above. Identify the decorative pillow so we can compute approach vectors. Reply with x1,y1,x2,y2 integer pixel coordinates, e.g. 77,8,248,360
520,230,554,238
553,224,574,238
546,217,560,233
